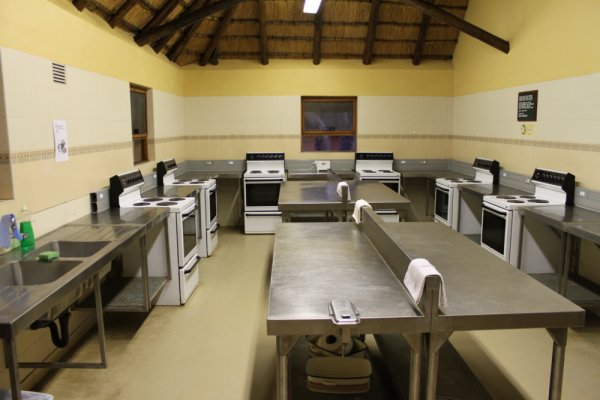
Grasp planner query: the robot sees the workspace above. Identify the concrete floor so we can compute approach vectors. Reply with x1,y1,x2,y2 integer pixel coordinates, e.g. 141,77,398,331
35,227,600,399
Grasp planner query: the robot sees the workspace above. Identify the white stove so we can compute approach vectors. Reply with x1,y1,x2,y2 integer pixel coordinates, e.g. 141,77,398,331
481,168,575,270
157,159,218,257
355,152,402,222
434,157,500,230
243,152,286,234
110,169,200,305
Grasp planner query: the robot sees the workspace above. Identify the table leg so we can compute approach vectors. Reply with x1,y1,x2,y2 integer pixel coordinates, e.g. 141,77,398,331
93,274,108,368
425,331,451,400
402,333,423,400
276,335,299,400
3,335,22,400
547,328,568,400
558,234,572,296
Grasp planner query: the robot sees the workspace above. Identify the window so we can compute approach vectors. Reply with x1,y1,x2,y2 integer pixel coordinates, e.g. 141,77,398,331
301,96,357,152
130,85,148,164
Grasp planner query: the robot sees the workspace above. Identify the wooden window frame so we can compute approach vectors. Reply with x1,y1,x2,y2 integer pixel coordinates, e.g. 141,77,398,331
131,85,149,164
301,96,357,152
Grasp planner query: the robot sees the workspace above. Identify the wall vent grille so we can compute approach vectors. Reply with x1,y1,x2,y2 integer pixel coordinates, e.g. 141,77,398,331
52,63,66,85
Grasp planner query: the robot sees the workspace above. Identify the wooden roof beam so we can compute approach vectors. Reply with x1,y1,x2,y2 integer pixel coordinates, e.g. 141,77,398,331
312,5,324,65
109,0,139,28
199,6,238,66
398,0,510,53
134,0,245,46
166,0,209,62
412,0,433,65
363,0,381,65
258,0,269,65
153,0,206,55
141,0,182,32
73,0,92,11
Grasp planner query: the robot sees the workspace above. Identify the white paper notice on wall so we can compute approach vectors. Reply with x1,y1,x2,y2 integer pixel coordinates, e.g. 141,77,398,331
53,120,69,162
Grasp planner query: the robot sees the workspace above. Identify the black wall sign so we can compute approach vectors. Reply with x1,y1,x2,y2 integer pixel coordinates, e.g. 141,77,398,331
517,90,538,121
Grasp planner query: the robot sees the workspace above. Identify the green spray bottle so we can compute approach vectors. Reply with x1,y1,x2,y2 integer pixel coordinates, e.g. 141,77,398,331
19,205,35,254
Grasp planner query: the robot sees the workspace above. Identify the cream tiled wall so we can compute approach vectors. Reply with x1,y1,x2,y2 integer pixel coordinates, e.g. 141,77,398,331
453,72,600,189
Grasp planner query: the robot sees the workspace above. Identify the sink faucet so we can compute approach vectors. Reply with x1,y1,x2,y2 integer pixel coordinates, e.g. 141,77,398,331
0,213,23,253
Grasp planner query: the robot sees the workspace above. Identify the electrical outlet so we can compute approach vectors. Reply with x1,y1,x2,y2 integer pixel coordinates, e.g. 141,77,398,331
228,161,234,165
205,161,213,165
502,172,507,177
99,193,103,199
420,160,427,164
579,190,586,197
401,160,406,164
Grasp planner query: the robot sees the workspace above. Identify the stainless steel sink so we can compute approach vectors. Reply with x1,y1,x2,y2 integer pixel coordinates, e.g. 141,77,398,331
0,260,81,286
33,240,110,258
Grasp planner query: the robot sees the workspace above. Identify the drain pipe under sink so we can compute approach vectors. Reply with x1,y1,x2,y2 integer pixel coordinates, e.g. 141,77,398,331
30,310,71,348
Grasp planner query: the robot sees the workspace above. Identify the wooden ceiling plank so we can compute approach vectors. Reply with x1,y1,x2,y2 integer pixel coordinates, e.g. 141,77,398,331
363,0,381,65
412,0,434,65
312,5,324,65
199,6,238,66
109,0,139,28
135,0,245,46
73,0,92,11
398,0,509,53
258,0,269,65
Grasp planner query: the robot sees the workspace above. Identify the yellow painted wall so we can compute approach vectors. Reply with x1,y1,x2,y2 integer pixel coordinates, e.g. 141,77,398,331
453,0,600,95
0,0,183,94
183,59,454,96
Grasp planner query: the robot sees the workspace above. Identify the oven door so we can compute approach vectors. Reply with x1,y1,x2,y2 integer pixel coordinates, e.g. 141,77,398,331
206,185,218,227
434,184,452,226
244,179,284,211
481,203,512,262
176,203,199,267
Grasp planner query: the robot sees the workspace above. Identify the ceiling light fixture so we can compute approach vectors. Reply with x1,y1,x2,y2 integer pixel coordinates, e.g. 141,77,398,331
303,0,322,14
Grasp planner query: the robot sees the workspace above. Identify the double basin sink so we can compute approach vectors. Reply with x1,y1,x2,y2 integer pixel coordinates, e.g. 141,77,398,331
0,241,110,287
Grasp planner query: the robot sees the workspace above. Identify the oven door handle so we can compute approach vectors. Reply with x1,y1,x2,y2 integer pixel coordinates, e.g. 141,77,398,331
184,256,200,274
482,205,507,218
210,224,219,234
244,178,285,183
245,212,282,217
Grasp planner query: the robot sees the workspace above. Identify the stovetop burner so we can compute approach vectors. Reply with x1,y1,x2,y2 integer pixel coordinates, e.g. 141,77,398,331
250,170,261,174
169,197,186,201
157,201,177,206
361,169,376,173
466,179,482,183
520,195,535,199
267,170,280,173
507,200,525,203
174,179,191,183
528,199,549,203
133,202,150,206
497,195,516,199
379,170,394,173
143,197,163,202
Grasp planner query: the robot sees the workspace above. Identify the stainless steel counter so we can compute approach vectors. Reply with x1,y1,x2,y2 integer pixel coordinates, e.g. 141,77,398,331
0,208,168,400
521,206,600,231
400,170,469,179
178,170,242,179
460,184,529,197
278,180,410,221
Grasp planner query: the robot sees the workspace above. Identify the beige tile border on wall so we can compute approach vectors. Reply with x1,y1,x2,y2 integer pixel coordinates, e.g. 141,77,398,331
8,142,132,164
453,135,600,152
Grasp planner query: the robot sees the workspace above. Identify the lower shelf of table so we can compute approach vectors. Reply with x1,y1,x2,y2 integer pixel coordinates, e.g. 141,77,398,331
529,273,600,313
77,277,167,312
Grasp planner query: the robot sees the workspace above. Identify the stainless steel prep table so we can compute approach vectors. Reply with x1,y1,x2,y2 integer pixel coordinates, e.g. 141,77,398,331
278,180,411,222
267,221,434,400
521,206,600,302
384,222,585,400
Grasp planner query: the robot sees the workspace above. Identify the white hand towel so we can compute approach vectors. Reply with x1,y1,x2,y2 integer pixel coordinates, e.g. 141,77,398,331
403,258,448,307
352,199,372,224
336,181,351,201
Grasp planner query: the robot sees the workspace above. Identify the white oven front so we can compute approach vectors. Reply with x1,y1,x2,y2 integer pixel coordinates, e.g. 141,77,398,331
176,202,200,267
358,177,401,194
434,184,453,227
243,178,284,234
481,202,520,266
201,184,218,257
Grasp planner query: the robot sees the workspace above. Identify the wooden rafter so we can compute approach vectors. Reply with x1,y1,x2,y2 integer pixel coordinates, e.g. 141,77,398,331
412,0,434,65
362,0,381,65
258,0,269,65
166,0,209,62
312,5,324,65
73,0,92,11
140,0,182,32
134,0,245,46
398,0,509,53
109,0,138,28
199,6,238,66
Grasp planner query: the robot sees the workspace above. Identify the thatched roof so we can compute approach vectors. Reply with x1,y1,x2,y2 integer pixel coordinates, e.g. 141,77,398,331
72,0,509,67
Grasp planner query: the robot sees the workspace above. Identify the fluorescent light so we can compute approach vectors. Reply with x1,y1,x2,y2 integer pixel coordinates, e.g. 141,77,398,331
303,0,322,14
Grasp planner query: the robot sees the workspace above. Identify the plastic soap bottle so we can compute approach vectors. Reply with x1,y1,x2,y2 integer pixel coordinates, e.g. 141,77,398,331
19,205,35,254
